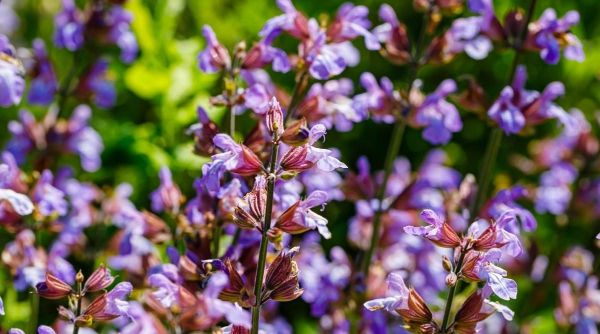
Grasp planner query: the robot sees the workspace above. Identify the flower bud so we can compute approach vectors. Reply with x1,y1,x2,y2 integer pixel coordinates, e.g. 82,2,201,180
76,270,84,284
452,290,494,333
266,97,284,137
442,256,453,272
280,146,314,173
84,264,115,293
281,118,310,146
397,288,434,328
263,247,303,304
36,273,73,299
219,260,252,308
446,272,458,287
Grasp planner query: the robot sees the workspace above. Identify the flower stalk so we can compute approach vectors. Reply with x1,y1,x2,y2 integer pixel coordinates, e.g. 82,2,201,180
251,139,280,334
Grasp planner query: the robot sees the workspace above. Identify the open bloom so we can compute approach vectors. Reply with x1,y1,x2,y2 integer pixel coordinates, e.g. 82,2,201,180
275,190,331,238
151,167,183,214
526,9,584,64
413,79,462,145
404,209,461,248
198,25,230,73
488,65,569,134
28,39,57,105
54,0,84,51
0,34,24,107
364,272,436,332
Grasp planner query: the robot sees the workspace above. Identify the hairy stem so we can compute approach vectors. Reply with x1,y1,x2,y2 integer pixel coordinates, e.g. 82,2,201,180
251,141,280,334
29,292,39,334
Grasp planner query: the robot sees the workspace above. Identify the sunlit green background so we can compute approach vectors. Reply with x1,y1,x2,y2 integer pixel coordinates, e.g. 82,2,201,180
1,0,600,332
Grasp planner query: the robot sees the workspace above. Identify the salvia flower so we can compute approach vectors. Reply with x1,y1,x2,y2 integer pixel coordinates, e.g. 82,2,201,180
28,39,58,105
198,25,231,73
0,34,25,107
372,4,411,65
211,134,264,176
53,0,85,51
353,72,398,123
526,9,585,65
451,289,514,334
364,272,437,332
261,247,303,304
106,5,139,63
488,65,569,135
150,166,184,214
535,162,578,215
412,79,462,145
404,209,461,248
275,190,331,238
76,60,116,109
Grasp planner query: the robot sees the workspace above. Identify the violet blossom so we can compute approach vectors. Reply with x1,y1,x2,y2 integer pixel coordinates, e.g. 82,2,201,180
28,39,58,105
0,34,24,107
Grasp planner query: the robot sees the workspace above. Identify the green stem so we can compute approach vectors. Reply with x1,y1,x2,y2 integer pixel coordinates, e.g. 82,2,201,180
251,141,280,334
212,220,222,258
469,0,538,217
73,280,83,334
440,249,467,332
360,120,406,276
470,127,503,215
29,292,39,334
284,70,309,123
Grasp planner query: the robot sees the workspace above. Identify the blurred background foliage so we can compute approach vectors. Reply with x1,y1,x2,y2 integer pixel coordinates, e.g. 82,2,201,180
1,0,600,332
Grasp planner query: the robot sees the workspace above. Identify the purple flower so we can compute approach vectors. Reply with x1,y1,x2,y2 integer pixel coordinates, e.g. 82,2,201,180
33,170,68,218
259,0,309,40
404,209,461,248
353,72,397,123
106,6,138,63
79,60,116,109
211,134,263,176
327,3,379,50
303,19,359,80
298,236,350,316
0,34,24,107
242,34,290,73
150,167,183,214
28,39,58,105
198,25,231,73
299,79,364,132
0,0,19,36
486,186,537,232
66,105,104,172
447,16,493,60
488,65,569,134
535,162,578,215
102,282,133,319
115,302,165,334
527,9,584,64
276,190,331,238
54,0,84,51
0,296,3,315
475,249,518,300
414,79,462,144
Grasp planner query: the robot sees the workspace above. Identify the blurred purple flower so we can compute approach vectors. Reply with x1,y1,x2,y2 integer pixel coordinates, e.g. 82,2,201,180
0,34,24,107
54,0,84,51
28,39,58,105
151,167,183,214
527,9,584,64
535,162,577,215
414,79,462,145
